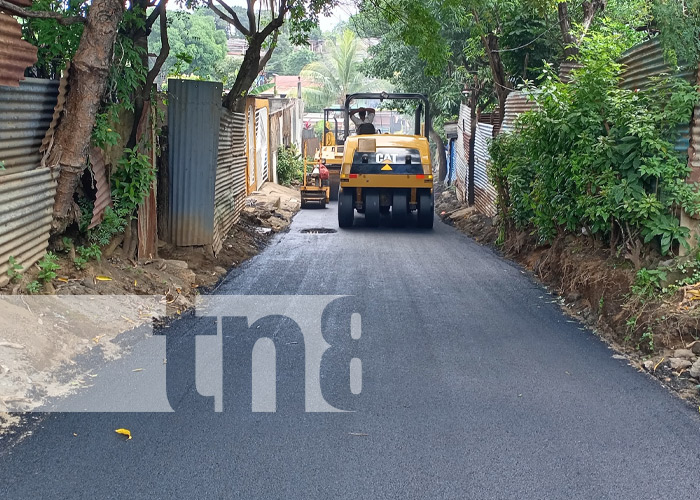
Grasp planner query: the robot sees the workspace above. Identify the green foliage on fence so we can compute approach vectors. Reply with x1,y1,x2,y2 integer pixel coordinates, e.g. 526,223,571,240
489,30,700,256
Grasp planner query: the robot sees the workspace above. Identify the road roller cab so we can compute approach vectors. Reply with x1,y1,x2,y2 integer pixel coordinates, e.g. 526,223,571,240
337,92,434,228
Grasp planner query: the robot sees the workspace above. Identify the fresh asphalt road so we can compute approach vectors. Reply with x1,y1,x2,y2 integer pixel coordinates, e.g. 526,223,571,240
1,203,700,499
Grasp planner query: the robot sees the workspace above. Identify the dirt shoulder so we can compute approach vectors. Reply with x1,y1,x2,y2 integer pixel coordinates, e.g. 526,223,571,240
436,186,700,405
0,183,300,425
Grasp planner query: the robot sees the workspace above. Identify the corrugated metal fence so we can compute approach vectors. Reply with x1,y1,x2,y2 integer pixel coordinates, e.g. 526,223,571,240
213,110,246,253
0,78,58,287
458,38,699,219
618,38,695,156
167,79,222,247
167,79,252,253
473,123,497,217
455,105,471,204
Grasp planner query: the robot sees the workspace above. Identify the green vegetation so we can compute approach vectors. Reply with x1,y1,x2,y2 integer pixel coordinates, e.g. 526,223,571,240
301,30,381,111
20,0,85,78
7,256,23,282
488,31,700,257
26,281,41,295
37,252,60,282
276,145,304,186
74,244,102,270
149,8,227,80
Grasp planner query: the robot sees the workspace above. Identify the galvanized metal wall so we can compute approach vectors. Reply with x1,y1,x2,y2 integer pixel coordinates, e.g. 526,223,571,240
246,100,256,193
213,110,247,254
0,78,59,287
619,38,694,156
255,107,269,188
455,104,471,204
167,79,222,247
473,123,497,217
500,92,536,134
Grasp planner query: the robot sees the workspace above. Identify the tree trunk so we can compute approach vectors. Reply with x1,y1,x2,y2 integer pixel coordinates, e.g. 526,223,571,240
558,2,579,60
429,128,447,182
482,32,510,119
50,0,124,232
581,0,607,35
126,0,150,149
223,36,263,112
127,0,169,149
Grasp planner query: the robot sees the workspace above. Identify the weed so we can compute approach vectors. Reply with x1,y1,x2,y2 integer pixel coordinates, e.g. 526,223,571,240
638,329,655,352
37,252,60,282
631,268,667,299
7,256,23,282
26,280,41,294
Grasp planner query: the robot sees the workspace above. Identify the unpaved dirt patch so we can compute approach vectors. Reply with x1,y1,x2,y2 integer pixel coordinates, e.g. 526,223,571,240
0,182,301,416
436,185,700,405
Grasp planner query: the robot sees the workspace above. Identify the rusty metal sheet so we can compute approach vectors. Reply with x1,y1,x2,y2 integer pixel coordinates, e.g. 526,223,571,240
137,102,157,260
500,91,537,135
559,61,582,83
167,79,222,247
619,38,694,157
0,13,38,87
0,77,59,176
213,110,246,254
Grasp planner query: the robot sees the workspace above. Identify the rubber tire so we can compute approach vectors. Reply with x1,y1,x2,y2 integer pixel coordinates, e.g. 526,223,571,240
338,188,355,228
392,190,409,227
329,175,340,201
418,190,434,229
364,190,380,227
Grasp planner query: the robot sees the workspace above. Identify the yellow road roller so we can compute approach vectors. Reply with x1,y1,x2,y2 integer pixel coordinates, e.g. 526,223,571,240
337,92,434,228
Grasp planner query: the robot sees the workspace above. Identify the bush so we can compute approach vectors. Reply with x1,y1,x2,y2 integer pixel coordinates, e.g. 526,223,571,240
277,145,304,186
489,30,700,257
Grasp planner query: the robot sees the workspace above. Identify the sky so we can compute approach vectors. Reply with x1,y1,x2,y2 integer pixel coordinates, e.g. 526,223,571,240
221,0,356,32
320,1,357,31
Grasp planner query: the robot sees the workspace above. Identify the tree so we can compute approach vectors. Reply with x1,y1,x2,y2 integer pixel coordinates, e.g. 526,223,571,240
40,0,125,231
149,8,227,80
300,29,377,110
265,25,319,75
203,0,336,111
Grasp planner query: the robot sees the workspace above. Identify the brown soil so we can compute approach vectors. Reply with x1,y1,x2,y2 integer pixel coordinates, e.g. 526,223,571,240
436,185,700,404
0,182,300,421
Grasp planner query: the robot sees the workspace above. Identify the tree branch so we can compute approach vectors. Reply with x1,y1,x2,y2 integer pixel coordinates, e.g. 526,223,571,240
247,0,256,33
580,0,607,42
258,29,279,72
145,3,168,91
145,0,165,30
208,0,250,36
0,0,85,25
260,0,286,39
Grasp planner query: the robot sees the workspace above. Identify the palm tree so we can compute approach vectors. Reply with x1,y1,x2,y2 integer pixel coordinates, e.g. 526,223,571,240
300,30,377,110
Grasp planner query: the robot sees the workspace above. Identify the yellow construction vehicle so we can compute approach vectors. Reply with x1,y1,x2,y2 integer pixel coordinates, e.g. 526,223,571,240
300,144,330,209
314,108,346,201
337,92,434,228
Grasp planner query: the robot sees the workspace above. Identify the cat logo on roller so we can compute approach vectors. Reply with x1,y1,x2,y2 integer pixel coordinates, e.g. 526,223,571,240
338,92,434,229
